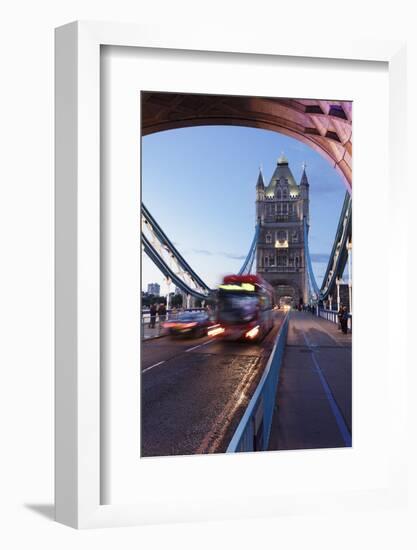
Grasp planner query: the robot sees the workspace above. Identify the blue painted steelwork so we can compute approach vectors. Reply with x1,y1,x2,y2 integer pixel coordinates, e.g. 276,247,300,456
303,219,321,298
304,192,352,301
142,203,210,293
238,224,260,275
142,205,262,301
226,313,289,452
142,233,208,300
319,192,351,297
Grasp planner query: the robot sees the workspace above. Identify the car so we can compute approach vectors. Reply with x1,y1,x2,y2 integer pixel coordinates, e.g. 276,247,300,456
162,311,211,338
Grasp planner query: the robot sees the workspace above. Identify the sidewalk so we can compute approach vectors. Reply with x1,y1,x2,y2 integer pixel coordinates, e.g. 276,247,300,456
268,311,352,451
142,321,166,341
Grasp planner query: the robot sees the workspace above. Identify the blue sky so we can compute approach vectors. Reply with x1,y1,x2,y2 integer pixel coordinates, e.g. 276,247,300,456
141,125,347,295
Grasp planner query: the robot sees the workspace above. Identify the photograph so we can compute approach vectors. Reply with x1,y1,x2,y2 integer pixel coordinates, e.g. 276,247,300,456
140,91,352,457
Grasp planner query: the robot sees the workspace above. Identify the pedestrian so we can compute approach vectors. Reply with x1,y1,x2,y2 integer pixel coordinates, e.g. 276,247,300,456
158,302,167,324
149,302,157,328
337,304,344,331
340,305,349,334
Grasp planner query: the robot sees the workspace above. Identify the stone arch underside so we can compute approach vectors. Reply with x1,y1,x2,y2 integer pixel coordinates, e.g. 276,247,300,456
142,92,352,191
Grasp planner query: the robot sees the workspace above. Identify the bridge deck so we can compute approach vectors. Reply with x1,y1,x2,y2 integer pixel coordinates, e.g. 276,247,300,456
141,312,285,457
268,311,352,451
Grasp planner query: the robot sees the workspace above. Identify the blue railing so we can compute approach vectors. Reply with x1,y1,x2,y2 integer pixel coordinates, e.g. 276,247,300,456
318,307,352,332
226,313,289,452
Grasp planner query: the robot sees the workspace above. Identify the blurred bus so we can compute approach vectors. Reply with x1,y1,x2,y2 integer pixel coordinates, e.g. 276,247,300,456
208,274,274,342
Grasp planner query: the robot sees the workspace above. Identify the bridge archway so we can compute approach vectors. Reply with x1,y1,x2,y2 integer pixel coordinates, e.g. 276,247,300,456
270,280,302,306
142,92,352,191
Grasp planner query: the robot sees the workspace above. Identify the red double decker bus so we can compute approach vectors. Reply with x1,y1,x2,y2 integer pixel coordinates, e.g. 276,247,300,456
208,274,275,342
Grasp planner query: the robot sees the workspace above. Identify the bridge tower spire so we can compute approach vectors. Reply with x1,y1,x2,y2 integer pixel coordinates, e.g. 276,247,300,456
255,166,265,219
300,161,310,223
300,161,309,186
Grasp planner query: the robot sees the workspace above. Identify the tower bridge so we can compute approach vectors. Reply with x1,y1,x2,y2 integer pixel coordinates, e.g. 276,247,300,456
141,153,352,455
140,94,352,456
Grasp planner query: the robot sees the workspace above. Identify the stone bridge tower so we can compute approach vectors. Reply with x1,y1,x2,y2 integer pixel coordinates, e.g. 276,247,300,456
255,154,309,306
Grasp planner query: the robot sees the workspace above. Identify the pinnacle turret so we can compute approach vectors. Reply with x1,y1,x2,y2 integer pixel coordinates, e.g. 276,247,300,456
277,152,289,165
300,162,309,186
256,167,265,189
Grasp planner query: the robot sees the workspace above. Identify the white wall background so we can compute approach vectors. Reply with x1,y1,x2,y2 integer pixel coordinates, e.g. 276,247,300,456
0,1,416,547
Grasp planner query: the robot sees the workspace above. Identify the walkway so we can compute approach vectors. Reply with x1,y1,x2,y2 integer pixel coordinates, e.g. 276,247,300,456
142,320,164,340
268,311,352,451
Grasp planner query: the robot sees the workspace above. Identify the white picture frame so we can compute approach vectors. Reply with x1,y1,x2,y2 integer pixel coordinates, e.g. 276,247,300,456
55,21,408,529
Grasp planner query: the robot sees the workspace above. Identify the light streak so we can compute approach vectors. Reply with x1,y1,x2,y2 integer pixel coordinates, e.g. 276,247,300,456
207,325,225,337
245,325,260,339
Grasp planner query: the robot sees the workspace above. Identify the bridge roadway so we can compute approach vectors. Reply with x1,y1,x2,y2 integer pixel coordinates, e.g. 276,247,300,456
268,311,352,451
141,311,285,457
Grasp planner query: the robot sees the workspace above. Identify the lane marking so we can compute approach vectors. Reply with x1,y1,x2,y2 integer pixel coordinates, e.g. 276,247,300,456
302,332,352,447
185,339,215,353
142,338,214,374
142,360,165,374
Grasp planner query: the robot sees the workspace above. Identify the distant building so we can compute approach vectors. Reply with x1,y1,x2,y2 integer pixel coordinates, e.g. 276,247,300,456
147,283,160,296
255,154,309,306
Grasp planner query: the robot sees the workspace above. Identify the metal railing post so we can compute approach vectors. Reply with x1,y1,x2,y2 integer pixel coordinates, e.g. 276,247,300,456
227,313,289,453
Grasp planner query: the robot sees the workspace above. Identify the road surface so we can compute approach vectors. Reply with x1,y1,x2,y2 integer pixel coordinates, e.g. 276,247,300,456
141,312,285,457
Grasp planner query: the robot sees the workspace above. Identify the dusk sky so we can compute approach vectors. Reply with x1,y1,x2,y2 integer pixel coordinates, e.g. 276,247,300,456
141,125,347,296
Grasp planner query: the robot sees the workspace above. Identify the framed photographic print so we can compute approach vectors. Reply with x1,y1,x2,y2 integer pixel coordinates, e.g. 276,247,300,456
139,90,352,460
55,21,408,528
